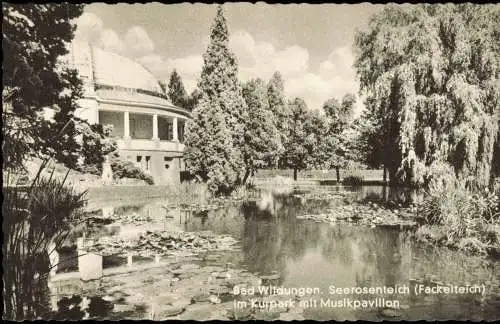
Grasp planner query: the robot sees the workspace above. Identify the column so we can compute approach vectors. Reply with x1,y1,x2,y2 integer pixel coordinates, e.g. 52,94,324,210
124,111,130,139
152,114,158,140
173,117,178,142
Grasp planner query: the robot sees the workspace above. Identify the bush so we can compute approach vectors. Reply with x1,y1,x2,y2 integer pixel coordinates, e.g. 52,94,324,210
110,158,154,185
342,175,364,186
417,175,500,255
75,163,101,176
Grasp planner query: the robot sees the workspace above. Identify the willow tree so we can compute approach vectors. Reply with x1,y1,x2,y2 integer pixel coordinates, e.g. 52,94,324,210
184,4,248,194
355,4,500,187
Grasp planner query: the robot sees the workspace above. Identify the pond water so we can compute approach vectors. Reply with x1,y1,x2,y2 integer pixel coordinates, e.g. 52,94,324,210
46,185,499,321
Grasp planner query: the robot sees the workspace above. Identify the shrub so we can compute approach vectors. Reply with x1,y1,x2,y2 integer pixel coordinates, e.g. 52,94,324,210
75,163,101,176
342,175,364,186
110,158,154,185
418,175,500,254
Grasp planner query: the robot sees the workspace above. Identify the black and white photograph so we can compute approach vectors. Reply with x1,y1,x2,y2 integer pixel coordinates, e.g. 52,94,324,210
2,2,500,321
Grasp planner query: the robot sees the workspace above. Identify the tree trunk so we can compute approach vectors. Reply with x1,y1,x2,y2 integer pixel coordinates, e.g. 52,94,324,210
242,169,251,185
336,167,340,183
293,168,298,181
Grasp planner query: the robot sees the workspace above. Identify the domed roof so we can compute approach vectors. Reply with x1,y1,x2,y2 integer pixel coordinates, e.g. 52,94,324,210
63,41,163,94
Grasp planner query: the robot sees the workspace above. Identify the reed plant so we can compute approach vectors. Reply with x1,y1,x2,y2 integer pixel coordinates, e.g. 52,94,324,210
3,161,86,320
417,175,500,255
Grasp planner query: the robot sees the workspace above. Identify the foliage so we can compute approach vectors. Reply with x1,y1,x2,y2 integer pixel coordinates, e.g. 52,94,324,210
355,4,500,187
79,123,117,167
2,3,85,171
185,88,203,111
342,175,364,186
352,108,386,169
184,5,248,195
417,171,500,255
281,98,312,180
241,78,282,182
267,71,290,167
3,162,86,320
167,69,189,108
314,93,359,180
110,155,154,185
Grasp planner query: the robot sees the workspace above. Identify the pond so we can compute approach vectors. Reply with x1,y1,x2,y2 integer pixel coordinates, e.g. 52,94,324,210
44,185,499,321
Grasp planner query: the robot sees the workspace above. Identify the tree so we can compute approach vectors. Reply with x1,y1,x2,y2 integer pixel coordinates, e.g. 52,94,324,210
3,3,85,171
241,78,282,183
355,4,500,187
282,98,312,181
267,71,290,167
353,107,387,179
167,69,189,108
321,93,357,182
79,124,118,167
184,4,248,194
186,88,202,111
184,95,241,194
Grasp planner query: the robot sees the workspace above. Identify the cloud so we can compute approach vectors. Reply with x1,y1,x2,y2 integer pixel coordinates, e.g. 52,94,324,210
230,30,309,81
229,31,360,112
74,14,363,114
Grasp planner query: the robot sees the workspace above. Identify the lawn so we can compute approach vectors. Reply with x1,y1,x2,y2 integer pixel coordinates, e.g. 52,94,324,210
254,169,384,181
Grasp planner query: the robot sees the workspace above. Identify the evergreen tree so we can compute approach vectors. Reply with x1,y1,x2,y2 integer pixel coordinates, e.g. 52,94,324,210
167,69,189,108
355,3,500,187
186,88,202,111
184,4,248,194
241,78,282,183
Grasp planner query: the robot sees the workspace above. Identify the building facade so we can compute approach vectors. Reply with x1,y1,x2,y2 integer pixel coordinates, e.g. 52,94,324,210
64,41,191,185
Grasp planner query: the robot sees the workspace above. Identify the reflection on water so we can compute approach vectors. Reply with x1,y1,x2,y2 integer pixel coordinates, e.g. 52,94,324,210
41,185,500,320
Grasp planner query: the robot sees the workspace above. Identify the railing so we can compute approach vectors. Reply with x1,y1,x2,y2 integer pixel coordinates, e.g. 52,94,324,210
94,83,170,101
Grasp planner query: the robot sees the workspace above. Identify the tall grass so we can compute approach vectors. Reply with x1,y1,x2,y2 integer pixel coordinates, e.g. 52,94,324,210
3,164,86,320
417,176,500,255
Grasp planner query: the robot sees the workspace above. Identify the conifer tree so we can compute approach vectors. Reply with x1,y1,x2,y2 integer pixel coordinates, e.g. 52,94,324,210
184,4,248,194
167,69,188,108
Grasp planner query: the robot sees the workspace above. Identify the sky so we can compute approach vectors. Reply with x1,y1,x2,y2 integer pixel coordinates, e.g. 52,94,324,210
75,2,384,115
